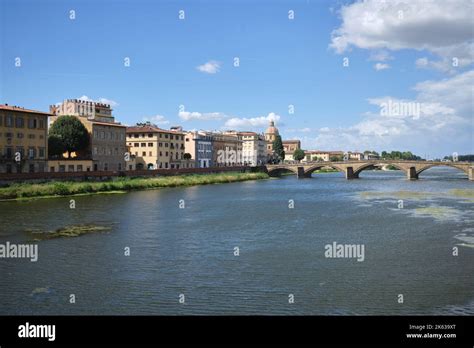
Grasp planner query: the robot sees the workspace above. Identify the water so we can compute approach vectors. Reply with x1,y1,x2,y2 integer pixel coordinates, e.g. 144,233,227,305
0,167,473,315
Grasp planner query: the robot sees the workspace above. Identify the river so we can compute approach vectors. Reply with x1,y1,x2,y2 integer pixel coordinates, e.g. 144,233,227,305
0,167,473,315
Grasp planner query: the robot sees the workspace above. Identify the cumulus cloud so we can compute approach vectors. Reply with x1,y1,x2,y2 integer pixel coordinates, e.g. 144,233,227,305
142,114,170,125
374,63,390,71
330,0,474,71
196,60,221,74
311,70,473,156
224,112,281,129
179,111,226,121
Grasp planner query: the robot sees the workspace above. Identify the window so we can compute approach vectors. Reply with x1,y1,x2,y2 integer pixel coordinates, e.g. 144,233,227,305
39,119,45,129
118,163,122,171
134,134,139,138
68,165,75,172
159,151,162,156
141,143,146,147
59,165,66,172
165,152,168,157
29,164,35,173
134,143,139,147
165,143,168,147
38,148,45,158
148,133,153,138
17,133,24,138
142,151,146,156
165,134,168,138
104,163,108,171
165,162,168,168
15,117,24,128
6,115,13,127
28,147,35,159
170,135,174,140
77,165,83,172
28,118,37,129
28,134,35,139
94,130,98,138
148,143,153,147
149,151,152,156
93,147,98,155
158,142,162,147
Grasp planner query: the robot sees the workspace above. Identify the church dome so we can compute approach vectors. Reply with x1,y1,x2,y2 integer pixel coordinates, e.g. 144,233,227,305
265,120,279,135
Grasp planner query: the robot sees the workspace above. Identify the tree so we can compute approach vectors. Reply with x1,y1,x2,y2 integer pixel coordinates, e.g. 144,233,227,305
293,148,305,162
48,134,65,158
272,135,285,162
183,153,192,160
48,116,90,157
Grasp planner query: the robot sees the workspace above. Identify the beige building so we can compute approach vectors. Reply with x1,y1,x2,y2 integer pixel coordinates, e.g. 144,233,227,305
303,150,345,162
282,140,301,161
126,124,191,170
48,159,93,172
0,104,49,173
237,131,266,166
50,99,126,171
212,132,243,166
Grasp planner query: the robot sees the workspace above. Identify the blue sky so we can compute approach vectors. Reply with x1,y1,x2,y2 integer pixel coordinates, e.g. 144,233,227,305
1,0,472,158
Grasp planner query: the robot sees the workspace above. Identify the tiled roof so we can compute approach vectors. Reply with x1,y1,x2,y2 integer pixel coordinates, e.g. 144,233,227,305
0,104,51,116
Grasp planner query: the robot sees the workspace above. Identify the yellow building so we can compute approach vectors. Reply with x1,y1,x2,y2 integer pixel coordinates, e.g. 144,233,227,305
50,99,127,171
0,104,49,173
264,120,279,153
47,159,94,172
126,124,191,170
282,140,301,161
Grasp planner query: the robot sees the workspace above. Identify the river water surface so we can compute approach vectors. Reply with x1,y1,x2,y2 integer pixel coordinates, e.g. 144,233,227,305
0,167,473,315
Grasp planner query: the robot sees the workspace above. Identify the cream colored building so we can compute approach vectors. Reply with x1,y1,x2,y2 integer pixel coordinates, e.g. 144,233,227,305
264,120,279,154
126,124,191,170
0,104,49,173
50,99,126,171
237,132,266,166
212,132,243,166
303,150,345,162
48,159,93,172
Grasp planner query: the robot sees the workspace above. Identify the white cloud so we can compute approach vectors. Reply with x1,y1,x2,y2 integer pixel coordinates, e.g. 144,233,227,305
368,50,393,62
374,63,390,71
196,60,221,74
311,70,473,156
224,112,280,129
142,114,170,125
179,111,226,121
287,127,312,133
78,95,118,107
330,0,474,71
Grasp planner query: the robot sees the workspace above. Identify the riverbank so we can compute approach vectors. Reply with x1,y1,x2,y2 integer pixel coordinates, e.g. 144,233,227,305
0,172,269,201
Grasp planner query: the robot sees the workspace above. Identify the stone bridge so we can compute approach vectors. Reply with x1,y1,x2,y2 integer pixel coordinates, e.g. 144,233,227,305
264,160,474,180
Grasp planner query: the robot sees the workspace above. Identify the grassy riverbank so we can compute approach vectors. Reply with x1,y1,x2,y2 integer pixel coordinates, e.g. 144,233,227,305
0,172,269,201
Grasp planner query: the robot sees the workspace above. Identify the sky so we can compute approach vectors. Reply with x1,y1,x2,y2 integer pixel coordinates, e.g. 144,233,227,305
1,0,473,158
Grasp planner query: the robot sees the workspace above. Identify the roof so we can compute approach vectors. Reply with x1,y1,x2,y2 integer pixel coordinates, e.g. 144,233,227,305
126,125,185,134
282,140,301,143
92,121,126,128
0,104,51,116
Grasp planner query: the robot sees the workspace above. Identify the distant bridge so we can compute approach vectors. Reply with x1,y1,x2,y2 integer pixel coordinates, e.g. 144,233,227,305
264,160,474,180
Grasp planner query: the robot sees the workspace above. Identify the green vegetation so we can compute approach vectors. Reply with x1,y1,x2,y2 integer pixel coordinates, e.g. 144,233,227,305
443,154,474,161
380,150,422,160
27,224,112,240
293,148,305,162
48,115,90,157
0,172,269,201
272,135,285,162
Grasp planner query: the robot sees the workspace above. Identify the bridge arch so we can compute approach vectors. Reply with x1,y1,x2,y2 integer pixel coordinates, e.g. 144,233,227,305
304,164,345,176
266,166,299,177
415,163,469,177
353,162,408,177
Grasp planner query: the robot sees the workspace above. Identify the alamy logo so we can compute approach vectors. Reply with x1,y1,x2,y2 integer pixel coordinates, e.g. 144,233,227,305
0,242,38,262
18,322,56,341
324,242,365,262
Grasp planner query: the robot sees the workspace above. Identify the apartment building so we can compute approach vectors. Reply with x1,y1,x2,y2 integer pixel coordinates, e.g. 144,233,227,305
0,104,49,173
238,132,266,166
212,132,243,166
50,99,126,171
126,124,190,170
185,131,213,168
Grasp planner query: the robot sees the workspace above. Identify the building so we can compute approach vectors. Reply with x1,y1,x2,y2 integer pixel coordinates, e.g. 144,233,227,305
126,124,191,170
282,140,301,161
0,104,49,173
211,132,243,166
238,132,266,166
48,159,93,172
302,150,345,162
50,99,126,171
185,131,213,168
348,151,363,161
264,120,279,154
